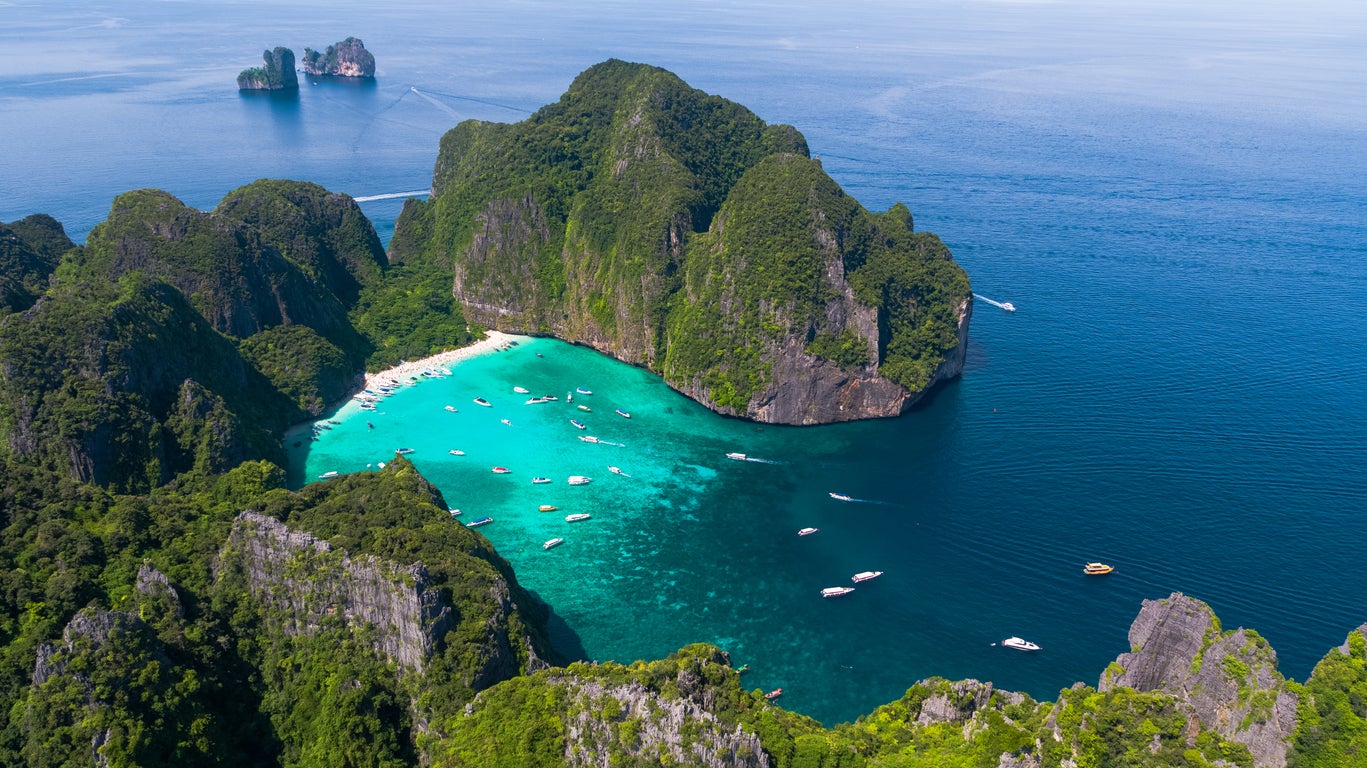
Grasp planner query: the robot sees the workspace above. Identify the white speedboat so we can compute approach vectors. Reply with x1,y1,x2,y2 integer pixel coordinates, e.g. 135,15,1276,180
608,466,630,477
513,386,530,394
798,527,819,536
465,516,493,528
1002,636,1041,651
473,397,491,407
616,409,630,418
501,418,512,426
821,587,855,598
829,492,853,502
491,466,511,474
852,571,883,583
543,537,564,550
531,477,552,484
579,435,601,443
569,419,586,430
568,475,592,486
576,387,592,395
448,508,461,517
565,513,591,522
318,471,339,479
448,449,465,456
726,452,747,461
444,405,457,412
1001,302,1016,312
395,448,414,455
577,404,591,412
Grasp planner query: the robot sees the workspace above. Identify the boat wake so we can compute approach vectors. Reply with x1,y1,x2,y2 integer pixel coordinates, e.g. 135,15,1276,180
353,190,431,202
743,456,782,464
973,293,1016,312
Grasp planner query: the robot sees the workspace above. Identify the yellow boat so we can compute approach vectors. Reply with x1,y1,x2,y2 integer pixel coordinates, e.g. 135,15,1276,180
1083,562,1114,575
538,504,557,512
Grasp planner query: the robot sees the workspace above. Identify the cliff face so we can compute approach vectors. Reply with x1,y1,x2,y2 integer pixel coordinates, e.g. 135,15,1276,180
302,37,375,77
221,511,456,673
394,60,971,425
1100,592,1298,768
237,46,298,90
0,215,72,313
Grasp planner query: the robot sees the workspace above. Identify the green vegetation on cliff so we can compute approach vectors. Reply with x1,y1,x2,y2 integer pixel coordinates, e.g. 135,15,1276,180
393,59,969,423
237,47,298,91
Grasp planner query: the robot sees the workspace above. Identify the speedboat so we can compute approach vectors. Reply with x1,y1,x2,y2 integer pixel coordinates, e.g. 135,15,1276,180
473,397,491,407
1084,562,1115,575
448,449,465,456
1001,302,1016,312
616,409,630,418
726,452,747,461
565,513,591,522
764,688,782,700
852,571,883,583
829,492,853,502
608,466,630,477
538,504,557,512
395,448,414,455
465,516,493,528
568,475,592,486
501,418,512,426
579,435,600,443
577,404,591,412
513,386,529,394
318,471,339,479
569,419,586,430
491,466,511,474
821,587,855,598
531,477,552,484
576,387,592,395
1002,636,1041,651
448,508,461,517
798,527,819,536
525,397,547,404
444,405,457,412
543,537,564,550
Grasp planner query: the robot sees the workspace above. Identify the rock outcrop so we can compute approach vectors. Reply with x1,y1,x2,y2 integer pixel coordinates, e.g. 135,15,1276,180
220,511,455,672
1100,592,1298,768
237,46,298,90
394,60,971,425
302,37,375,77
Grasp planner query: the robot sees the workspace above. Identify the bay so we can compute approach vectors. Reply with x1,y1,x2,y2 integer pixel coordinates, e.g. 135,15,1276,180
4,0,1365,725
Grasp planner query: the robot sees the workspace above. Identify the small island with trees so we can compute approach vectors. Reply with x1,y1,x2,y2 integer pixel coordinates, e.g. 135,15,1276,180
238,38,375,91
236,46,298,91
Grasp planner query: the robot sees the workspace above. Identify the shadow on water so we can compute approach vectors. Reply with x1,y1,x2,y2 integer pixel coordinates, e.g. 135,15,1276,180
239,88,304,145
528,588,590,664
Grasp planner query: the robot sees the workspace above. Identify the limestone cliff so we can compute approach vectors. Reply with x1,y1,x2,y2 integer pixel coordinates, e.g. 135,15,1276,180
393,59,971,425
1100,592,1298,768
237,46,298,90
302,37,375,77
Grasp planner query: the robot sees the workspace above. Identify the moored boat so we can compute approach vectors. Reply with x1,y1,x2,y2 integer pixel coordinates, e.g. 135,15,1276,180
513,386,529,394
576,387,592,395
473,397,491,407
829,492,854,502
444,405,457,412
568,475,592,485
764,688,783,699
449,449,465,456
543,537,564,550
569,419,586,430
821,587,855,598
531,477,552,484
577,404,591,412
1083,562,1115,575
395,448,414,455
491,466,511,474
501,418,512,426
616,409,630,418
465,516,493,528
798,527,819,536
608,466,630,477
538,504,557,512
318,471,339,479
448,508,461,517
852,571,883,583
565,513,591,522
1002,636,1041,651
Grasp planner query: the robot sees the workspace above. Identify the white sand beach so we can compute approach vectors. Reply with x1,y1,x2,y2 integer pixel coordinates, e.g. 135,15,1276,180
361,330,523,390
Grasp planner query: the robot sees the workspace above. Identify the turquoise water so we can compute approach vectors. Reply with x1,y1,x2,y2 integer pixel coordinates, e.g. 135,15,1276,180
7,0,1366,726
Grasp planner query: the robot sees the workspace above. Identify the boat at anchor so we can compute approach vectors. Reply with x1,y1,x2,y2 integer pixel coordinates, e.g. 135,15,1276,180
821,587,855,598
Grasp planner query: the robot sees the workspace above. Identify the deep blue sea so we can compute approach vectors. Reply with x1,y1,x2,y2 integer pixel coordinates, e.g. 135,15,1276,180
4,0,1365,726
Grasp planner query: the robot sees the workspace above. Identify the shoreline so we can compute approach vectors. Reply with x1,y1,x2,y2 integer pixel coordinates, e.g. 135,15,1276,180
359,330,522,391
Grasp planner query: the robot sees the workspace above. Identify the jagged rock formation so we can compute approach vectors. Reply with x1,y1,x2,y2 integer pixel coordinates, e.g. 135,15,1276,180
1100,592,1298,768
393,59,971,425
302,37,375,77
221,511,455,672
237,46,298,90
0,214,71,313
557,677,769,767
